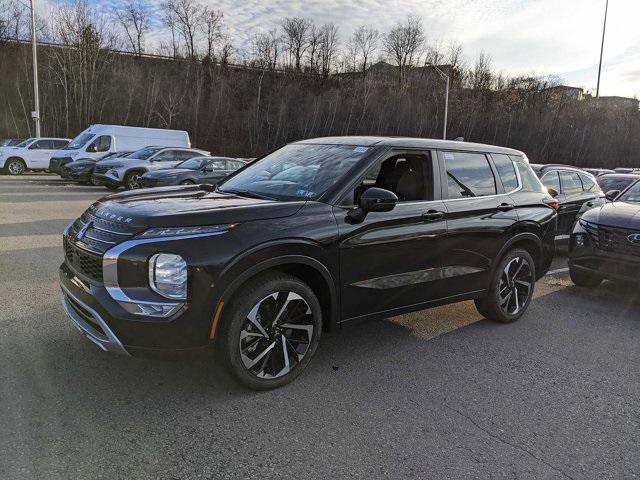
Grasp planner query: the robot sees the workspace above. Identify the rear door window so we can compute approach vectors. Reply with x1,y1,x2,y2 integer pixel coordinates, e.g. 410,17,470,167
30,140,51,149
153,150,178,162
210,159,227,170
176,150,198,161
52,140,69,148
559,171,583,195
444,152,496,198
491,153,518,191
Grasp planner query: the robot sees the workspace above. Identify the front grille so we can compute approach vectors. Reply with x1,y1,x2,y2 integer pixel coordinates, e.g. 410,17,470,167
94,166,109,175
64,207,145,283
583,222,640,257
64,236,104,282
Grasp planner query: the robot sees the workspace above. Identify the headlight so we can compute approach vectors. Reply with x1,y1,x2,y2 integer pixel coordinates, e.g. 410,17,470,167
148,253,187,300
108,169,119,178
138,224,234,239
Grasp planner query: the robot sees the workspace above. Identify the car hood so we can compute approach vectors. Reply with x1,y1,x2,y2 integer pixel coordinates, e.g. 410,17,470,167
581,201,640,229
97,158,148,169
91,185,306,227
67,159,96,167
143,168,197,179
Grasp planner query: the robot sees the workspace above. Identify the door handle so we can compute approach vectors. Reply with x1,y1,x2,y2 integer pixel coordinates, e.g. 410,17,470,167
422,210,444,221
496,203,515,211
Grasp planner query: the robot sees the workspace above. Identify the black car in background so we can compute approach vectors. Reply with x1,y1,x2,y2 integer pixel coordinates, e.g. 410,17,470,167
596,173,640,201
60,137,556,389
569,179,640,287
531,164,604,235
583,168,614,177
61,151,133,184
140,156,247,188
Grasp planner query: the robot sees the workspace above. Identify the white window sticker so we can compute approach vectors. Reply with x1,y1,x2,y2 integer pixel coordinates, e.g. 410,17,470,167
353,146,369,153
444,152,455,161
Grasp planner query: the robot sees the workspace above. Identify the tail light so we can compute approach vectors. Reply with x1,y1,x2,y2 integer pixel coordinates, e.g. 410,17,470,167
544,197,560,211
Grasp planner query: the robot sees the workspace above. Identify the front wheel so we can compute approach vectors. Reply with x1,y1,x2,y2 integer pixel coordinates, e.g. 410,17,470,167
475,248,536,323
569,266,602,288
124,171,144,190
5,158,26,175
217,273,322,390
180,179,195,185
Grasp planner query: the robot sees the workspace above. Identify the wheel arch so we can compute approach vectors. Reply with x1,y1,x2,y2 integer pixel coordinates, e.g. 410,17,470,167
216,255,339,334
493,231,544,280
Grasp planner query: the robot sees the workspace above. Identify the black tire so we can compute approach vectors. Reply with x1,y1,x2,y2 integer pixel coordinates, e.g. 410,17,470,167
569,266,602,288
124,170,144,190
475,248,536,323
217,273,322,390
5,158,26,175
89,170,100,186
180,179,195,185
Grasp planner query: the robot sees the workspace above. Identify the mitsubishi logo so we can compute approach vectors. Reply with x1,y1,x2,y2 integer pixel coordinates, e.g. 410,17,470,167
76,221,92,240
627,233,640,244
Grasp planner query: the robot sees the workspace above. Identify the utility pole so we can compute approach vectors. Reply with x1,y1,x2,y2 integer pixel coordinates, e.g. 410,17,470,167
30,0,41,136
428,64,450,140
596,0,609,99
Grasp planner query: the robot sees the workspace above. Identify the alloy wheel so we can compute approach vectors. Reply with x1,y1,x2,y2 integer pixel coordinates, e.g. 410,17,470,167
8,160,25,175
498,256,533,315
239,291,315,379
128,174,142,189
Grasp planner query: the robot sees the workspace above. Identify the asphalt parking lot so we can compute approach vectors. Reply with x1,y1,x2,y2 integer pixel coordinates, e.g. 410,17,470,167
1,175,639,479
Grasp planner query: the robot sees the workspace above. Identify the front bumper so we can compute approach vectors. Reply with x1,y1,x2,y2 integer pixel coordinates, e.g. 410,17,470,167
91,172,122,187
61,168,92,182
61,282,129,355
569,233,640,283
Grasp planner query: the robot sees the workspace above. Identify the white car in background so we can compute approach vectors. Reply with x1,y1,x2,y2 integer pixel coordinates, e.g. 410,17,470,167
92,146,210,189
0,137,71,175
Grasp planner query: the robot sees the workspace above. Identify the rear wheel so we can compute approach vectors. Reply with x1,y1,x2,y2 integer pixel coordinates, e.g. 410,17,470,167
475,248,535,323
569,266,602,288
217,273,322,390
5,158,26,175
125,170,144,189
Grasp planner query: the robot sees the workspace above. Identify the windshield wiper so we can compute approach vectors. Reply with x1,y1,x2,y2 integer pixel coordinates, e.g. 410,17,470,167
218,188,275,200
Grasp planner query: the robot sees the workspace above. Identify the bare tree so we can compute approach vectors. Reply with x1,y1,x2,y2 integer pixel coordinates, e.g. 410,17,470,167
306,24,321,73
318,23,338,77
251,29,280,70
201,6,222,61
163,0,202,59
469,51,493,90
384,16,425,82
282,17,311,70
218,34,233,65
352,25,379,73
160,8,179,58
113,0,151,56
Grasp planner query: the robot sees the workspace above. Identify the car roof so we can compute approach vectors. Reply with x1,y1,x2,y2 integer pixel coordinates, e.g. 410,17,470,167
295,136,525,156
599,173,640,178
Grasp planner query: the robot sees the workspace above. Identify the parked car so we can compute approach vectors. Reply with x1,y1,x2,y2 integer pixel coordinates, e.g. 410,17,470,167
614,168,635,174
49,124,191,174
0,138,26,147
596,173,640,201
0,137,71,175
569,177,640,287
582,168,614,177
60,151,133,185
140,156,247,188
92,146,210,190
531,164,604,235
60,136,556,389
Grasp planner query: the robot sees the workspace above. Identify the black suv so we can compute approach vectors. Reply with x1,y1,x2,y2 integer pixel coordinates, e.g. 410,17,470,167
569,178,640,287
60,137,557,389
531,164,604,235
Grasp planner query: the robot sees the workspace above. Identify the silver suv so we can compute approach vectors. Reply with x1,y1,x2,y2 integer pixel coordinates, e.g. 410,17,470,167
92,146,209,189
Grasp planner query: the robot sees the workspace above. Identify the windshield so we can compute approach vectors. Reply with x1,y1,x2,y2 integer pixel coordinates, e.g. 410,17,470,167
16,138,35,148
598,175,639,193
177,157,209,170
218,144,371,201
63,133,95,150
127,147,163,160
617,181,640,203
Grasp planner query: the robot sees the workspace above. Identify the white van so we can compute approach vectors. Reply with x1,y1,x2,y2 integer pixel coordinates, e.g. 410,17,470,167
0,137,72,175
48,125,191,173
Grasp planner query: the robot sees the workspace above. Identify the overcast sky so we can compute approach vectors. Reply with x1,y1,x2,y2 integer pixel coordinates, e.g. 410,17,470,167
94,0,640,97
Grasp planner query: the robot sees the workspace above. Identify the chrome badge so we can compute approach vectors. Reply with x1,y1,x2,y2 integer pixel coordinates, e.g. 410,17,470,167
627,233,640,244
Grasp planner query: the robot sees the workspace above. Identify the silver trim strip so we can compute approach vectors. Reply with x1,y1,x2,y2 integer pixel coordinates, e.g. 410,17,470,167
61,283,130,356
102,231,228,313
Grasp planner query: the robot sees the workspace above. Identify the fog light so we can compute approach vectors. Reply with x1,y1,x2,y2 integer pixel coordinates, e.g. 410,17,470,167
148,253,187,300
574,233,586,247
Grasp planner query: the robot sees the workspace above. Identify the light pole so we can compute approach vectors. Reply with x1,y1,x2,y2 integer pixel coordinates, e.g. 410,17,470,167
30,0,40,136
428,63,450,140
596,0,609,98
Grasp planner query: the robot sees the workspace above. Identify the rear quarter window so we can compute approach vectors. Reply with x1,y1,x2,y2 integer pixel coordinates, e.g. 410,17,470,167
491,153,518,191
514,161,546,193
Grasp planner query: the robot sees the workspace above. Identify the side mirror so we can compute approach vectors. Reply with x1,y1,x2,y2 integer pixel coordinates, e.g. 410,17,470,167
605,189,620,201
359,187,398,213
547,187,559,198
